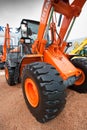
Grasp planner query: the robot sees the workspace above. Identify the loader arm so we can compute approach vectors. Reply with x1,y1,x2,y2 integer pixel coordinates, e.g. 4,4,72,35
32,0,86,54
32,0,86,80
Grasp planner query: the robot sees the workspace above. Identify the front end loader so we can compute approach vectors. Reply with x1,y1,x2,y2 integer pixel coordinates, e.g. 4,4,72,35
5,0,87,123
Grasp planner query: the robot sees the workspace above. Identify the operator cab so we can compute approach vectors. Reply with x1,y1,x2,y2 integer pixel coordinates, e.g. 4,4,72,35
20,19,39,44
17,19,39,54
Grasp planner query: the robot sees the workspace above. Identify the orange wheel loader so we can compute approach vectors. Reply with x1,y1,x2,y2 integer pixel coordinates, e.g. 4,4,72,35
5,0,87,123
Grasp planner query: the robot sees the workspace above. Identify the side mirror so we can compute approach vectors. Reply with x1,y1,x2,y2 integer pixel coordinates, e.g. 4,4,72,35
21,24,27,32
21,24,27,37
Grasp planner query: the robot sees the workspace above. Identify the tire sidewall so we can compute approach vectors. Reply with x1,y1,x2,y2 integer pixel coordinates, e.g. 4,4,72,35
22,67,46,117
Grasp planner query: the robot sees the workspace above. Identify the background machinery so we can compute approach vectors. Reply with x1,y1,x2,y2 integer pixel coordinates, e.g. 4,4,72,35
0,24,10,69
70,38,87,56
5,0,87,123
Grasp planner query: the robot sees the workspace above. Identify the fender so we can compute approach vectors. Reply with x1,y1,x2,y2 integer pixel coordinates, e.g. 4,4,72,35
19,54,43,76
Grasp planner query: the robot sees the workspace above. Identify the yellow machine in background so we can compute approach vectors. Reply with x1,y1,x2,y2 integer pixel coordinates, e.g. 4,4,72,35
70,38,87,56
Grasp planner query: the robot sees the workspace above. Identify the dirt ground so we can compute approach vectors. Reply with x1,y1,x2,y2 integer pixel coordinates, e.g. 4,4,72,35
0,70,87,130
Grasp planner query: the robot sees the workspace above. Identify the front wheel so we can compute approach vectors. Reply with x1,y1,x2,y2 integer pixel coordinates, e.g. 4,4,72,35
22,62,66,123
70,57,87,93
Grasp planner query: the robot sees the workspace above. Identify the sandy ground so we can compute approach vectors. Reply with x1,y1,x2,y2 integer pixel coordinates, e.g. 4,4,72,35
0,69,87,130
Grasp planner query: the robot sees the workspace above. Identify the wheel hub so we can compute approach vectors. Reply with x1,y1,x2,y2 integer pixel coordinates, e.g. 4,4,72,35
25,78,39,108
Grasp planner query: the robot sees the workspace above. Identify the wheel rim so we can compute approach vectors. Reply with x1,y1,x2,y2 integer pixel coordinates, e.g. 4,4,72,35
75,69,85,86
5,67,9,80
25,78,39,108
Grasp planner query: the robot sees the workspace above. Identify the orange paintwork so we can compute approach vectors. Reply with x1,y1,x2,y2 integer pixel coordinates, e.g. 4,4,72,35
25,78,39,107
44,48,81,80
5,67,9,80
0,24,10,63
31,0,86,83
74,68,85,86
20,54,43,76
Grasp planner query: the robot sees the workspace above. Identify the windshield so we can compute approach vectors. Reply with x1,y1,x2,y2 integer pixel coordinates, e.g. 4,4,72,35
27,22,39,34
21,20,39,41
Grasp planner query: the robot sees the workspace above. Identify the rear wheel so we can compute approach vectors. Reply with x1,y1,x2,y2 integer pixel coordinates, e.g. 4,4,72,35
0,62,5,69
5,63,15,86
22,62,66,123
70,57,87,93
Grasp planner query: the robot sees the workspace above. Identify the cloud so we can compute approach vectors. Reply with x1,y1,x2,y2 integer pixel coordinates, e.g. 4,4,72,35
0,0,87,40
0,0,43,27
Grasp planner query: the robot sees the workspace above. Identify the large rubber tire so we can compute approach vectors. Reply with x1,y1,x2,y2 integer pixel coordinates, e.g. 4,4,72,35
22,62,66,123
5,63,15,86
70,58,87,93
